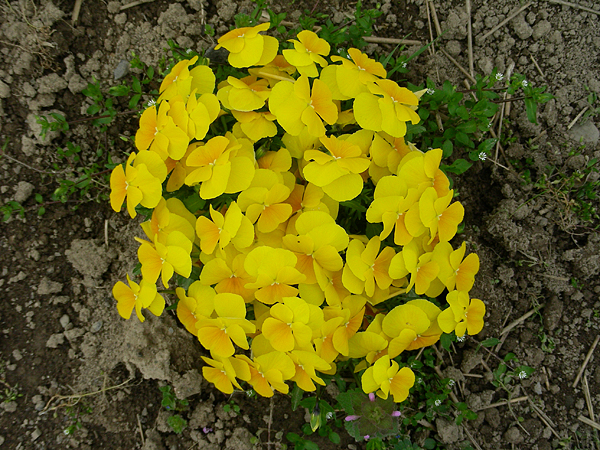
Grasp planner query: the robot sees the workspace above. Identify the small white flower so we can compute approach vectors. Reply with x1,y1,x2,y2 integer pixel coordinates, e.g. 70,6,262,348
427,88,435,95
479,152,488,161
417,377,423,384
457,335,466,342
245,389,254,397
326,412,334,420
447,379,455,388
186,49,193,54
487,121,493,129
522,80,529,87
147,99,156,107
518,371,527,380
495,73,504,81
401,62,407,68
434,399,442,407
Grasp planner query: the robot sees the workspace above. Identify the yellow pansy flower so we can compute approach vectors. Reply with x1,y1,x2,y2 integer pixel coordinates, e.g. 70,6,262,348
361,355,415,403
366,176,420,246
237,169,293,234
141,197,196,246
327,48,387,99
269,75,338,137
185,135,256,199
418,187,465,244
283,30,330,78
113,274,165,322
201,355,251,394
109,152,165,218
136,230,192,286
195,202,254,255
438,291,486,337
237,352,296,397
354,79,420,138
289,350,331,392
215,22,278,68
303,135,370,202
200,248,256,302
262,297,314,352
196,293,256,358
244,246,306,304
175,282,216,334
159,56,198,102
218,76,270,112
135,102,189,160
232,110,278,142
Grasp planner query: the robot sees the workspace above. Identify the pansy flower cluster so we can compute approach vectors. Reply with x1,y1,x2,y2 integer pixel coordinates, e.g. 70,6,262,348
110,23,485,403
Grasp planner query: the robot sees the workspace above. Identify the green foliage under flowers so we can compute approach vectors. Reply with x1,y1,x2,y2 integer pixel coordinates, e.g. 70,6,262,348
160,385,189,434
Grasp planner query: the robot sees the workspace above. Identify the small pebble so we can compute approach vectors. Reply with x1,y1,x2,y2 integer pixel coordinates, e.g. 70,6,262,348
90,320,103,333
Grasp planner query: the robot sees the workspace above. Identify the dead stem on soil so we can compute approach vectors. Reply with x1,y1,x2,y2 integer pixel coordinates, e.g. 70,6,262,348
71,0,82,25
477,396,529,411
546,0,600,16
582,374,598,445
530,55,546,79
528,396,561,438
567,106,590,130
573,334,600,388
465,0,474,78
480,2,533,41
578,415,600,432
363,36,421,45
500,302,544,336
440,49,476,84
41,378,135,414
120,0,155,11
137,413,145,446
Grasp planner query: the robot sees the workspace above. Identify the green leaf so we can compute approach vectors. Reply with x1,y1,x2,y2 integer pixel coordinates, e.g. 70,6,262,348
37,207,45,216
442,159,472,175
481,337,500,347
291,384,303,411
132,76,142,94
286,432,301,443
86,104,101,115
328,431,340,444
524,96,538,124
440,333,454,351
442,139,453,158
166,414,187,434
129,94,141,110
108,85,130,96
456,131,474,148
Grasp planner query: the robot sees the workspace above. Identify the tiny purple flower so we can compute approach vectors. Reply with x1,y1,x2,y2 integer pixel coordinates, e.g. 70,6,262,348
368,393,376,402
364,435,370,441
345,415,361,422
202,427,213,434
392,411,401,417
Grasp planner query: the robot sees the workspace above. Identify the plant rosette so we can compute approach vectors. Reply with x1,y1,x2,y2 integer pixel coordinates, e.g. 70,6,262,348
110,23,485,407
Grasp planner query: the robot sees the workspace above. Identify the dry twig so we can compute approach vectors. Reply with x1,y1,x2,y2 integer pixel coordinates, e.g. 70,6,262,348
579,415,600,432
500,302,545,336
120,0,155,11
530,55,546,79
476,396,528,411
567,106,590,130
573,334,600,388
71,0,83,25
363,36,421,45
466,0,474,78
547,0,600,15
440,49,476,84
480,2,533,41
528,397,560,438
